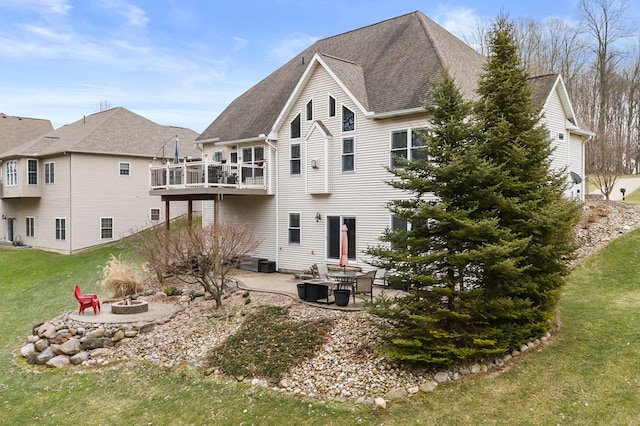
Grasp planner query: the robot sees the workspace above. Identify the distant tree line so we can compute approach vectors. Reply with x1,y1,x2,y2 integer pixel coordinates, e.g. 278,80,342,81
468,0,638,199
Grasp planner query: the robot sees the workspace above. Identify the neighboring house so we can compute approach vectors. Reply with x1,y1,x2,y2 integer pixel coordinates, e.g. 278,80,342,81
149,11,592,273
0,107,200,253
0,113,54,154
0,113,54,242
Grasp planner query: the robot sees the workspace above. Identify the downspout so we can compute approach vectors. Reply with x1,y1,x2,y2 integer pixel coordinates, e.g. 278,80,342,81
262,136,279,269
64,151,72,254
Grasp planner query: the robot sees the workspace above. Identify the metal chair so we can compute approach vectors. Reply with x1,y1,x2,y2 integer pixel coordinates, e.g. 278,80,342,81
355,269,376,301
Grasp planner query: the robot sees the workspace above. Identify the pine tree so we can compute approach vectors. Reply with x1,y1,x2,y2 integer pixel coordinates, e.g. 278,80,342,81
367,69,527,365
472,16,582,346
367,17,581,366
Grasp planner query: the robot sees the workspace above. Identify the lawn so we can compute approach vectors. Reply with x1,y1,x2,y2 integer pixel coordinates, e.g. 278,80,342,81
1,230,640,425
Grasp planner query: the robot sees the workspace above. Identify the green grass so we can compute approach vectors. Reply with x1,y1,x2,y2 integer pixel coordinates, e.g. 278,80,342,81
2,231,640,424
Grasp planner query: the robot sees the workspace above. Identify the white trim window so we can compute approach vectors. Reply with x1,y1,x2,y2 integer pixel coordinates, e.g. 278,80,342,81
342,105,355,132
55,218,66,240
27,159,38,185
6,160,17,186
288,213,301,244
150,208,160,221
119,162,131,176
329,95,336,117
290,113,301,139
290,143,301,176
45,162,55,184
100,217,114,239
26,217,35,237
342,138,355,172
390,128,427,169
306,99,313,121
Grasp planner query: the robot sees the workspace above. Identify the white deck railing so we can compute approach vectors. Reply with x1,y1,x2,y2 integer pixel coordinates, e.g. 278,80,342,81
149,159,266,191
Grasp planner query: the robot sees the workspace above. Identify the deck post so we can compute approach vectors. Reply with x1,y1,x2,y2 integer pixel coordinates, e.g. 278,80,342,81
188,200,193,227
165,200,170,230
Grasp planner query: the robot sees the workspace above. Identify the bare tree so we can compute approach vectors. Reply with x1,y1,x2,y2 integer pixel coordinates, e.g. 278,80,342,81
136,221,261,308
99,100,111,111
580,0,632,198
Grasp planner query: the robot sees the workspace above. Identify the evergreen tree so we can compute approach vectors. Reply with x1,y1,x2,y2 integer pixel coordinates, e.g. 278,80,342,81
367,17,581,367
473,16,582,346
367,69,528,365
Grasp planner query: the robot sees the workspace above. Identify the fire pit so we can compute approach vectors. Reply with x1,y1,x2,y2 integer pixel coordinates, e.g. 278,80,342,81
111,299,149,314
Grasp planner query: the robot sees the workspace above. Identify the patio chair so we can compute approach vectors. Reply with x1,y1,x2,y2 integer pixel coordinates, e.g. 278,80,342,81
73,285,101,315
355,270,376,301
314,263,332,281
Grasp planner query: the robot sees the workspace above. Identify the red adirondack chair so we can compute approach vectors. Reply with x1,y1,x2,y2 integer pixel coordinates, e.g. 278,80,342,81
74,285,101,315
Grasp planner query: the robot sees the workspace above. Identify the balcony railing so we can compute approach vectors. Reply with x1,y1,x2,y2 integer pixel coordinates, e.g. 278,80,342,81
149,160,266,191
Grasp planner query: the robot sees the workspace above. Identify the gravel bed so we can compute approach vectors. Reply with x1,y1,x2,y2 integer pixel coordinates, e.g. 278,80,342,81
96,197,640,400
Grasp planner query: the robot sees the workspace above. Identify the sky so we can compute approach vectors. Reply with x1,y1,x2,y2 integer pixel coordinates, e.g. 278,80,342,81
1,0,638,133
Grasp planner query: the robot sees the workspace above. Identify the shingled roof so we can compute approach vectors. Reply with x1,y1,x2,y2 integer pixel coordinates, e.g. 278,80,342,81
197,11,486,143
0,113,53,155
0,107,200,160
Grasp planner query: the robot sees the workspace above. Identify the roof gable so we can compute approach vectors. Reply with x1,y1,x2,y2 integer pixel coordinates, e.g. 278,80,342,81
0,107,200,159
197,11,486,143
0,113,53,155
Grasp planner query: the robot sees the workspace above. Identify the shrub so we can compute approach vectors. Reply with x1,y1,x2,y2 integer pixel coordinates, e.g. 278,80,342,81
100,255,145,299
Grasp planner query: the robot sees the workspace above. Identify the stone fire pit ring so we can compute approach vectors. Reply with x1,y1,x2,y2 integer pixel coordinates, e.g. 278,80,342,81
111,299,149,314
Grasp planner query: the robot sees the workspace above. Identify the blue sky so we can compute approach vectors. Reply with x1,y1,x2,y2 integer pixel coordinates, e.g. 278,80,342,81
1,0,638,133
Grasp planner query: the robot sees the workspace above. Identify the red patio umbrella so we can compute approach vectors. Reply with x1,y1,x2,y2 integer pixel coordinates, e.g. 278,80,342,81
339,224,349,267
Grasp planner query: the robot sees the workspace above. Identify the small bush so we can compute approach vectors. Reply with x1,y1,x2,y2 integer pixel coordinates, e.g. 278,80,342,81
100,255,145,299
163,286,181,296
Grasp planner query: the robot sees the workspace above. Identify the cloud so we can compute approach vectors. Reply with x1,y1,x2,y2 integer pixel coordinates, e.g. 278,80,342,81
232,36,249,51
432,5,485,40
97,0,150,28
1,0,71,15
268,33,319,64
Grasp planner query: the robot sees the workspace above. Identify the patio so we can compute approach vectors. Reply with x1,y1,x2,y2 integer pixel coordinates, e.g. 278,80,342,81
232,270,406,311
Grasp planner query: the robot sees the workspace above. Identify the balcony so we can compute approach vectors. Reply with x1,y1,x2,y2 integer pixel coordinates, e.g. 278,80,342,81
149,159,269,198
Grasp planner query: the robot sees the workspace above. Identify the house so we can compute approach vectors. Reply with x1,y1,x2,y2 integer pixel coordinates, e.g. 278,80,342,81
0,107,200,253
0,113,55,243
149,11,592,273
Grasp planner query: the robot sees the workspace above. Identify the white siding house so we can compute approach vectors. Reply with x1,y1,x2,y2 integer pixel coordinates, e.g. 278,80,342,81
0,107,200,253
150,11,592,273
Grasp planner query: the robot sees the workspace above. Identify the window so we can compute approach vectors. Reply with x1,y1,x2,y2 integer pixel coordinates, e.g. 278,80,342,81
150,208,160,221
290,113,301,139
391,215,409,250
329,95,336,117
27,159,38,185
342,106,355,132
327,216,356,261
55,218,66,240
45,162,55,184
342,138,355,172
6,160,17,186
290,144,301,175
288,213,301,244
26,217,35,237
558,132,565,141
241,146,265,183
390,129,427,169
119,162,130,176
100,217,113,239
306,99,313,121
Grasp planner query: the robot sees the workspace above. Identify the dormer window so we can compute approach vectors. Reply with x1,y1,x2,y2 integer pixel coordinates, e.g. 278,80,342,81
290,113,301,139
306,100,313,121
342,105,355,132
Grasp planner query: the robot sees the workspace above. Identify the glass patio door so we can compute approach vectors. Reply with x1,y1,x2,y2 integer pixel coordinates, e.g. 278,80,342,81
326,216,356,261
